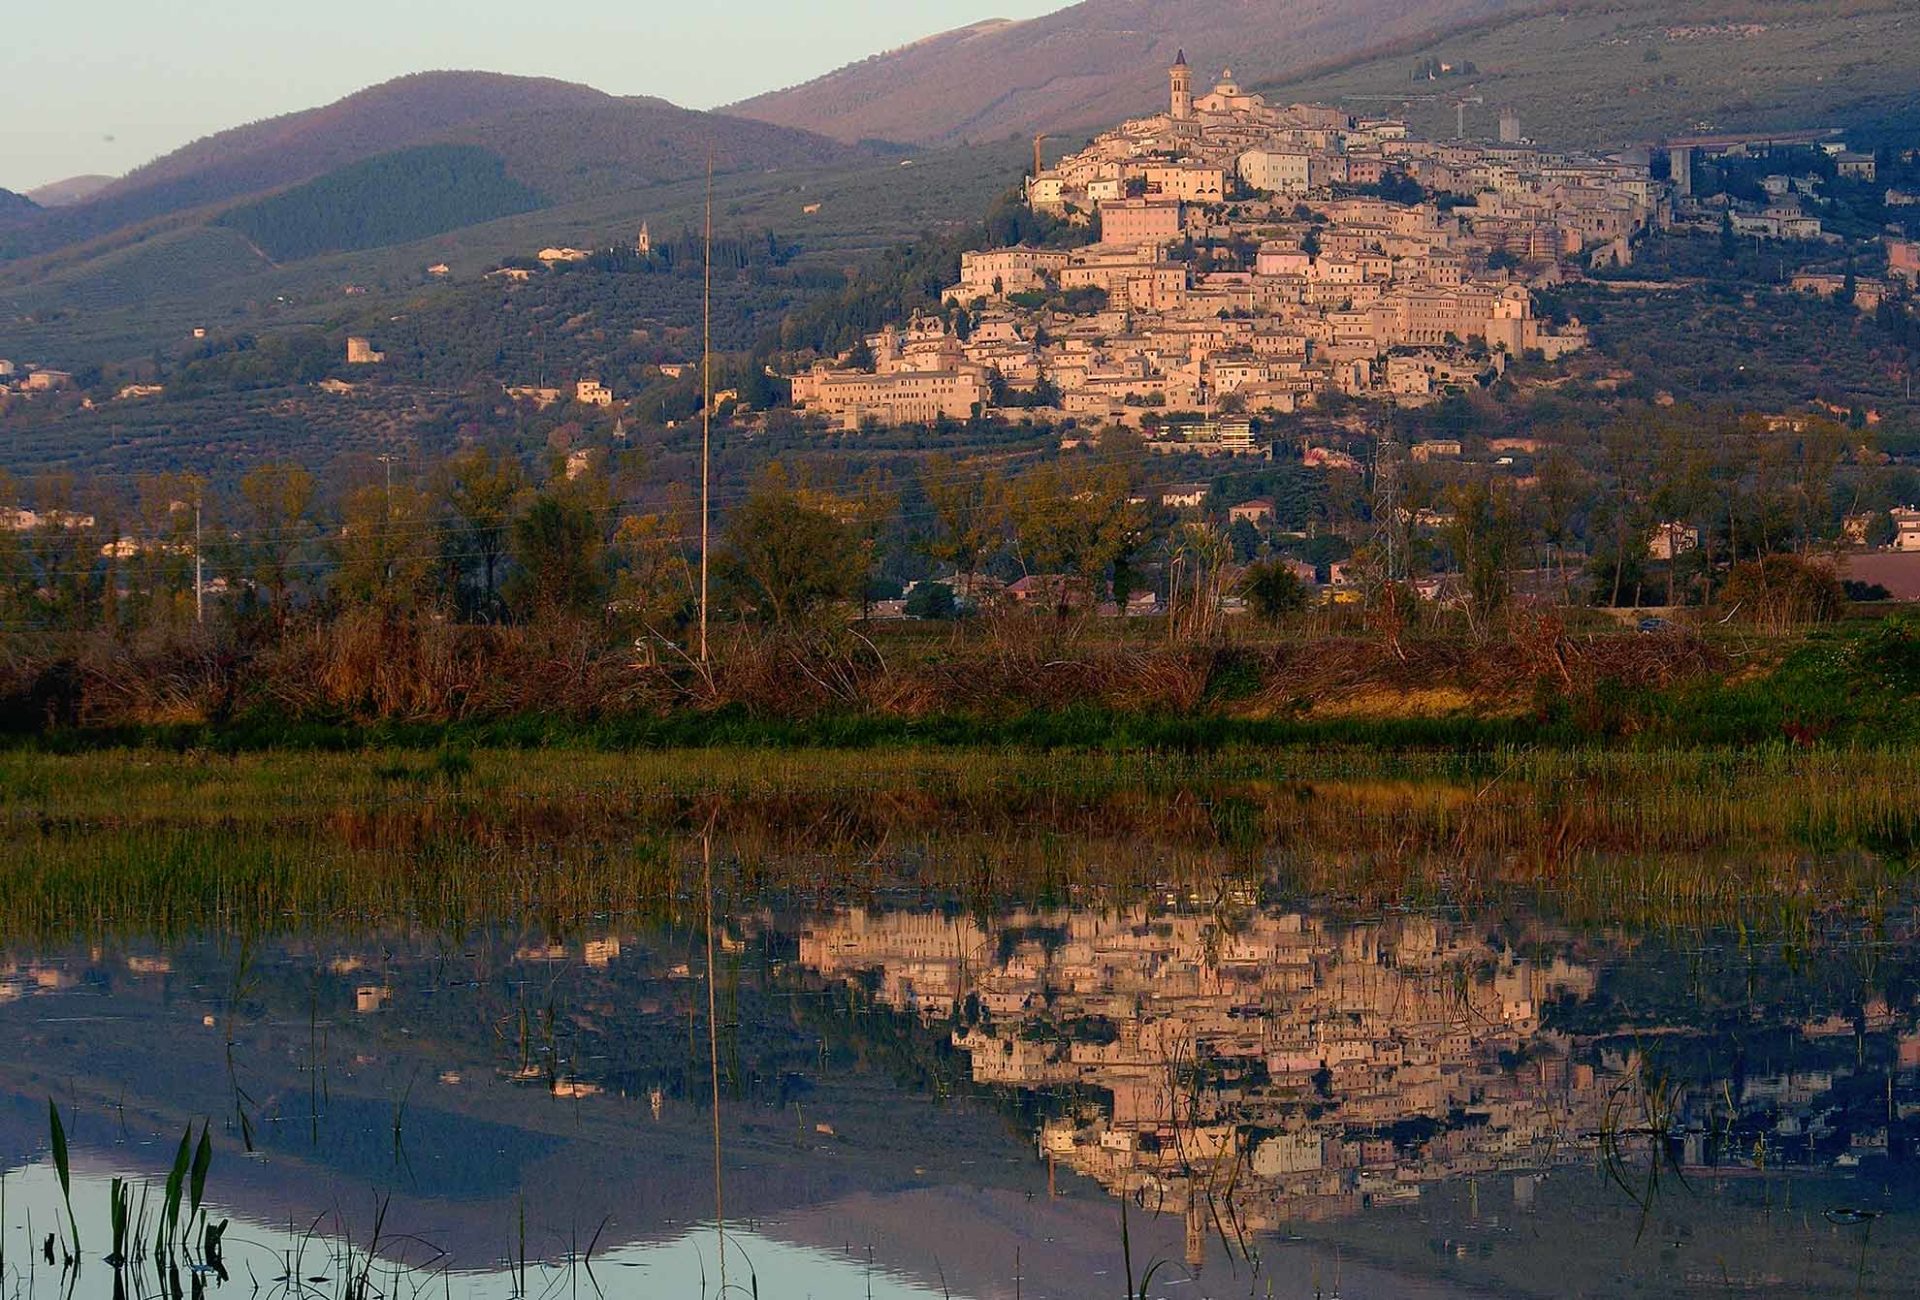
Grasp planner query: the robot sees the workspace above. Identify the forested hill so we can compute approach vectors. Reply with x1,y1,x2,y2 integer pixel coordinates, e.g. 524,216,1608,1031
215,145,546,262
0,72,880,264
727,0,1523,145
0,188,39,227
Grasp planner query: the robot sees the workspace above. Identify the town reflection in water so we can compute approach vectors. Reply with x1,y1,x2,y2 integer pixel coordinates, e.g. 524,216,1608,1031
803,900,1918,1275
3,888,1918,1298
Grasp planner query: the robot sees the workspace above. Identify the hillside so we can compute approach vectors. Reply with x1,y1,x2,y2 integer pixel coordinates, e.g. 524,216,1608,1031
25,175,114,208
215,145,546,261
0,72,878,264
0,188,38,228
1268,0,1920,148
728,0,1525,145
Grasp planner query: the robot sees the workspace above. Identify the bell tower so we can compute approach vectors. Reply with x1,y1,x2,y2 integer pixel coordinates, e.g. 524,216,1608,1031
1170,49,1192,122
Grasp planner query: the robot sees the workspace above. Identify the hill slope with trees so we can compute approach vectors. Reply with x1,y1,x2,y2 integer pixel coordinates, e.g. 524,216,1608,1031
0,188,39,228
215,145,546,261
0,72,880,265
1268,0,1920,148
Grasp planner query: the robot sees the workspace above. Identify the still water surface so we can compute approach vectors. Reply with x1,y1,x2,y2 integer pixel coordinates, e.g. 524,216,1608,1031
2,864,1915,1298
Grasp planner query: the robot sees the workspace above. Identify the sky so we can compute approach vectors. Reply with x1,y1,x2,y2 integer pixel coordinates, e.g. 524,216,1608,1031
0,0,1069,194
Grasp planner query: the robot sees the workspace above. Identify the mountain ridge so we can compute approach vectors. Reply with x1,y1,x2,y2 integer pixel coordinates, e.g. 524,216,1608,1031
0,72,879,265
727,0,1526,145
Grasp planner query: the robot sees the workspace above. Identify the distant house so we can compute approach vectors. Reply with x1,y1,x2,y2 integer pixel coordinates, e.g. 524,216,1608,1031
1228,498,1275,526
1894,507,1920,553
1648,521,1701,561
427,263,451,277
1792,272,1886,311
1006,574,1092,609
1411,439,1463,463
1835,152,1878,182
537,247,590,264
345,337,384,365
575,379,614,408
25,369,72,391
1887,239,1920,283
1303,446,1362,472
1160,482,1209,510
506,385,563,409
116,384,164,400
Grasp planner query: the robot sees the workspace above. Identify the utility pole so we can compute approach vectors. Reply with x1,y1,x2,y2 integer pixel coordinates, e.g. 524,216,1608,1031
194,496,205,625
700,156,713,665
377,453,397,592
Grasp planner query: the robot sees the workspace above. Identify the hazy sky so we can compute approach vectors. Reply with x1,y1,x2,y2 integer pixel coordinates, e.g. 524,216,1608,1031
0,0,1068,193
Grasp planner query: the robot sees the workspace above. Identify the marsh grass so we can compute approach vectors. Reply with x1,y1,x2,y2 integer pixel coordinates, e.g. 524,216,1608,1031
0,744,1912,956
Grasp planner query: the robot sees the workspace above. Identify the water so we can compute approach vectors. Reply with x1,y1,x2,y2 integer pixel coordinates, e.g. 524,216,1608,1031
2,876,1916,1298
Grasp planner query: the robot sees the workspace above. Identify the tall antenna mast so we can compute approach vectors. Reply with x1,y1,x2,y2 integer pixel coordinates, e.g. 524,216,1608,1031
194,494,205,625
700,156,713,665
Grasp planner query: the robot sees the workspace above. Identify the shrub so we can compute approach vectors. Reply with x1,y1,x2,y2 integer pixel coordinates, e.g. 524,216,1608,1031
1242,561,1309,623
1717,554,1844,631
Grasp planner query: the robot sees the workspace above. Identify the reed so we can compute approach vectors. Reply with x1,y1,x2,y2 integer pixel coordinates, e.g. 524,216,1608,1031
0,744,1915,949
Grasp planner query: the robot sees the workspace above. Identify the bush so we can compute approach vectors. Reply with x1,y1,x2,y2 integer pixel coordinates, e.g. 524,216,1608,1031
905,581,957,620
1242,561,1309,623
1717,554,1845,631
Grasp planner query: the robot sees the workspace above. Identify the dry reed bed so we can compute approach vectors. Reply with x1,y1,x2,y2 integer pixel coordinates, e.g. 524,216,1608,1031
2,617,1732,726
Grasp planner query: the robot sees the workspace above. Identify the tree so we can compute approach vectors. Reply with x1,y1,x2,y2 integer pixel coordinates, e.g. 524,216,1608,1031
1599,425,1651,609
127,472,203,631
1007,461,1141,616
236,462,314,627
1444,479,1523,636
920,455,1007,602
506,487,607,623
1533,450,1585,604
333,481,438,616
0,470,30,620
20,474,105,631
612,488,695,634
442,447,525,621
1228,517,1262,563
905,581,957,620
1242,558,1309,624
716,462,863,628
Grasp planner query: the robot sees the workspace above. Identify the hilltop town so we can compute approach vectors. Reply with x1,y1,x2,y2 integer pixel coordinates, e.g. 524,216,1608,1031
788,55,1647,442
782,53,1920,466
